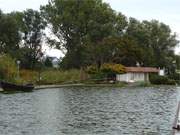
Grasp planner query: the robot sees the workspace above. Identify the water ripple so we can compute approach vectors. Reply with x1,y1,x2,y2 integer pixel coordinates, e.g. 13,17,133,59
0,86,179,135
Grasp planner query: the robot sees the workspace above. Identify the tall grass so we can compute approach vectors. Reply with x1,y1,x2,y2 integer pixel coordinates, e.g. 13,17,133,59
20,70,39,83
20,69,81,85
40,69,81,84
0,54,17,82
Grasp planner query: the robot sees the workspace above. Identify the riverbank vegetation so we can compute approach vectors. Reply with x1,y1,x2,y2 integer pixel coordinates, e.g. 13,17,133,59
0,55,17,82
0,0,180,85
19,69,81,85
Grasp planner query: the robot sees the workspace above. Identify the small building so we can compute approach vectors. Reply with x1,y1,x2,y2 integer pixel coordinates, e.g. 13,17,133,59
51,57,60,68
116,67,159,83
159,68,165,76
44,56,60,68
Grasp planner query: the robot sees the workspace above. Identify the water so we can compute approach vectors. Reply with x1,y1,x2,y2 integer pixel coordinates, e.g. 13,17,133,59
0,86,179,135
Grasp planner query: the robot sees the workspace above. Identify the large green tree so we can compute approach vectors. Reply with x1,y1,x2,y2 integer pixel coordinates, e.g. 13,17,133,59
126,18,179,70
12,9,46,69
85,36,143,67
41,0,127,69
0,11,20,56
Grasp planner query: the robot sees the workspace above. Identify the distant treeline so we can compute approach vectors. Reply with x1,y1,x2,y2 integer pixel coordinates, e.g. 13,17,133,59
0,0,180,75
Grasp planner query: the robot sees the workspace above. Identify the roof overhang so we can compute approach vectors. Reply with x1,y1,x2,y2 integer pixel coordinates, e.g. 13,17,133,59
125,67,159,73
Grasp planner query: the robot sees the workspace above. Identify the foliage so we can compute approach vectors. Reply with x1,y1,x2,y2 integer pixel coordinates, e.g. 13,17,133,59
100,63,125,74
126,18,178,70
168,73,180,84
41,0,127,68
168,73,180,80
0,0,179,80
20,70,39,83
12,9,46,69
19,69,81,84
86,63,125,74
0,55,17,82
40,69,81,84
0,11,20,56
44,57,53,67
86,37,143,67
150,74,176,85
41,0,179,70
86,65,99,74
86,63,125,82
175,55,180,70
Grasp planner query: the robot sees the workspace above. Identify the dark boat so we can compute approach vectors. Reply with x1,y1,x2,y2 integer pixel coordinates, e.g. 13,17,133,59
0,81,34,92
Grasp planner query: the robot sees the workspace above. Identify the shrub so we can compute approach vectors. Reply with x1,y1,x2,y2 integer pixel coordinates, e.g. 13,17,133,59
0,54,17,82
150,74,176,85
166,79,176,85
86,63,125,75
100,63,125,74
168,73,180,81
86,63,125,82
86,65,99,74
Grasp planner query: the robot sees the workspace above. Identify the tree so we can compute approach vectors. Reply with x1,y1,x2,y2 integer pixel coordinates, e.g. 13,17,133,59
143,20,178,67
126,18,179,70
13,9,46,69
0,11,20,56
41,0,127,69
85,36,143,67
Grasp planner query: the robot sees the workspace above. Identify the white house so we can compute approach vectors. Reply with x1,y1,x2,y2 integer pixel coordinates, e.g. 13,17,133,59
51,57,60,68
116,67,159,83
45,56,60,68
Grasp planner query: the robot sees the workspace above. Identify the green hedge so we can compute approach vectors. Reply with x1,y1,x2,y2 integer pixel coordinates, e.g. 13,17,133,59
150,74,176,85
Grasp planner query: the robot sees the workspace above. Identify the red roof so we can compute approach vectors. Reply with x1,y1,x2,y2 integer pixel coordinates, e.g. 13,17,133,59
125,67,159,73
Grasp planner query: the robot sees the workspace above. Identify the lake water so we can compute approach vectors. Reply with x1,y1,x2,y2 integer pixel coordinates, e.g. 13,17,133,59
0,86,180,135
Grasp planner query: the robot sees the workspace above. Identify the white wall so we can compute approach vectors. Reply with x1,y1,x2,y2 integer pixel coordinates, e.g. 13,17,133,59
116,73,146,82
159,69,165,76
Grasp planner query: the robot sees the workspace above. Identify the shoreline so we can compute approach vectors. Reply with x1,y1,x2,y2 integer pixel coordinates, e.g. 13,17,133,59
34,83,126,90
34,83,176,90
0,83,177,92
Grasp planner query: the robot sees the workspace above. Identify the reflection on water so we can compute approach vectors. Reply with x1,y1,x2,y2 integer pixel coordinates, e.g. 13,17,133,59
0,86,179,135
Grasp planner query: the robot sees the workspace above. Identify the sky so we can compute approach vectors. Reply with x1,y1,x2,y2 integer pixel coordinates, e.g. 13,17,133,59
0,0,180,57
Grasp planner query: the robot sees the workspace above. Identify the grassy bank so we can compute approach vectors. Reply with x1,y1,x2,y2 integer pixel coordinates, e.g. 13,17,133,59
14,69,178,87
20,69,127,87
20,69,82,85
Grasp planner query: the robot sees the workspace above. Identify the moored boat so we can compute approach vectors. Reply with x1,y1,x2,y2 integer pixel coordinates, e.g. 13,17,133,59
0,81,34,92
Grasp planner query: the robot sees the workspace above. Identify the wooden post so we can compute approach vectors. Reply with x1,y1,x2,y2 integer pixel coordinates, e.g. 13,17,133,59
172,101,180,135
80,67,87,81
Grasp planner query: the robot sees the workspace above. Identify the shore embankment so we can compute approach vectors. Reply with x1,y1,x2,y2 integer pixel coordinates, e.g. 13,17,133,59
0,83,127,91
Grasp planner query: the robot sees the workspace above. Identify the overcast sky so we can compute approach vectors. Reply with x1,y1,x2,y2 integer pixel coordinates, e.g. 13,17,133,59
0,0,180,56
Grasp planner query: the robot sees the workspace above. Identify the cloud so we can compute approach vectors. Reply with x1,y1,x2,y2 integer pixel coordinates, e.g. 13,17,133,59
0,0,48,13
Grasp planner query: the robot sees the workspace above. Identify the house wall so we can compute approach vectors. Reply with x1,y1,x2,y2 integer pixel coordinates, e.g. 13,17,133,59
116,72,148,82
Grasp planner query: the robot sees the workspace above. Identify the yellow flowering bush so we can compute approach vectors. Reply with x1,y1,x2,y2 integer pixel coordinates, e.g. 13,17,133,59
100,63,125,74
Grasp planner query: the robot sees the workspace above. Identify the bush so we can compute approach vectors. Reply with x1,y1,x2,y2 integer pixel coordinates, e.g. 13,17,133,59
0,54,17,82
86,65,99,74
168,73,180,80
100,63,125,74
86,63,125,81
150,74,176,85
